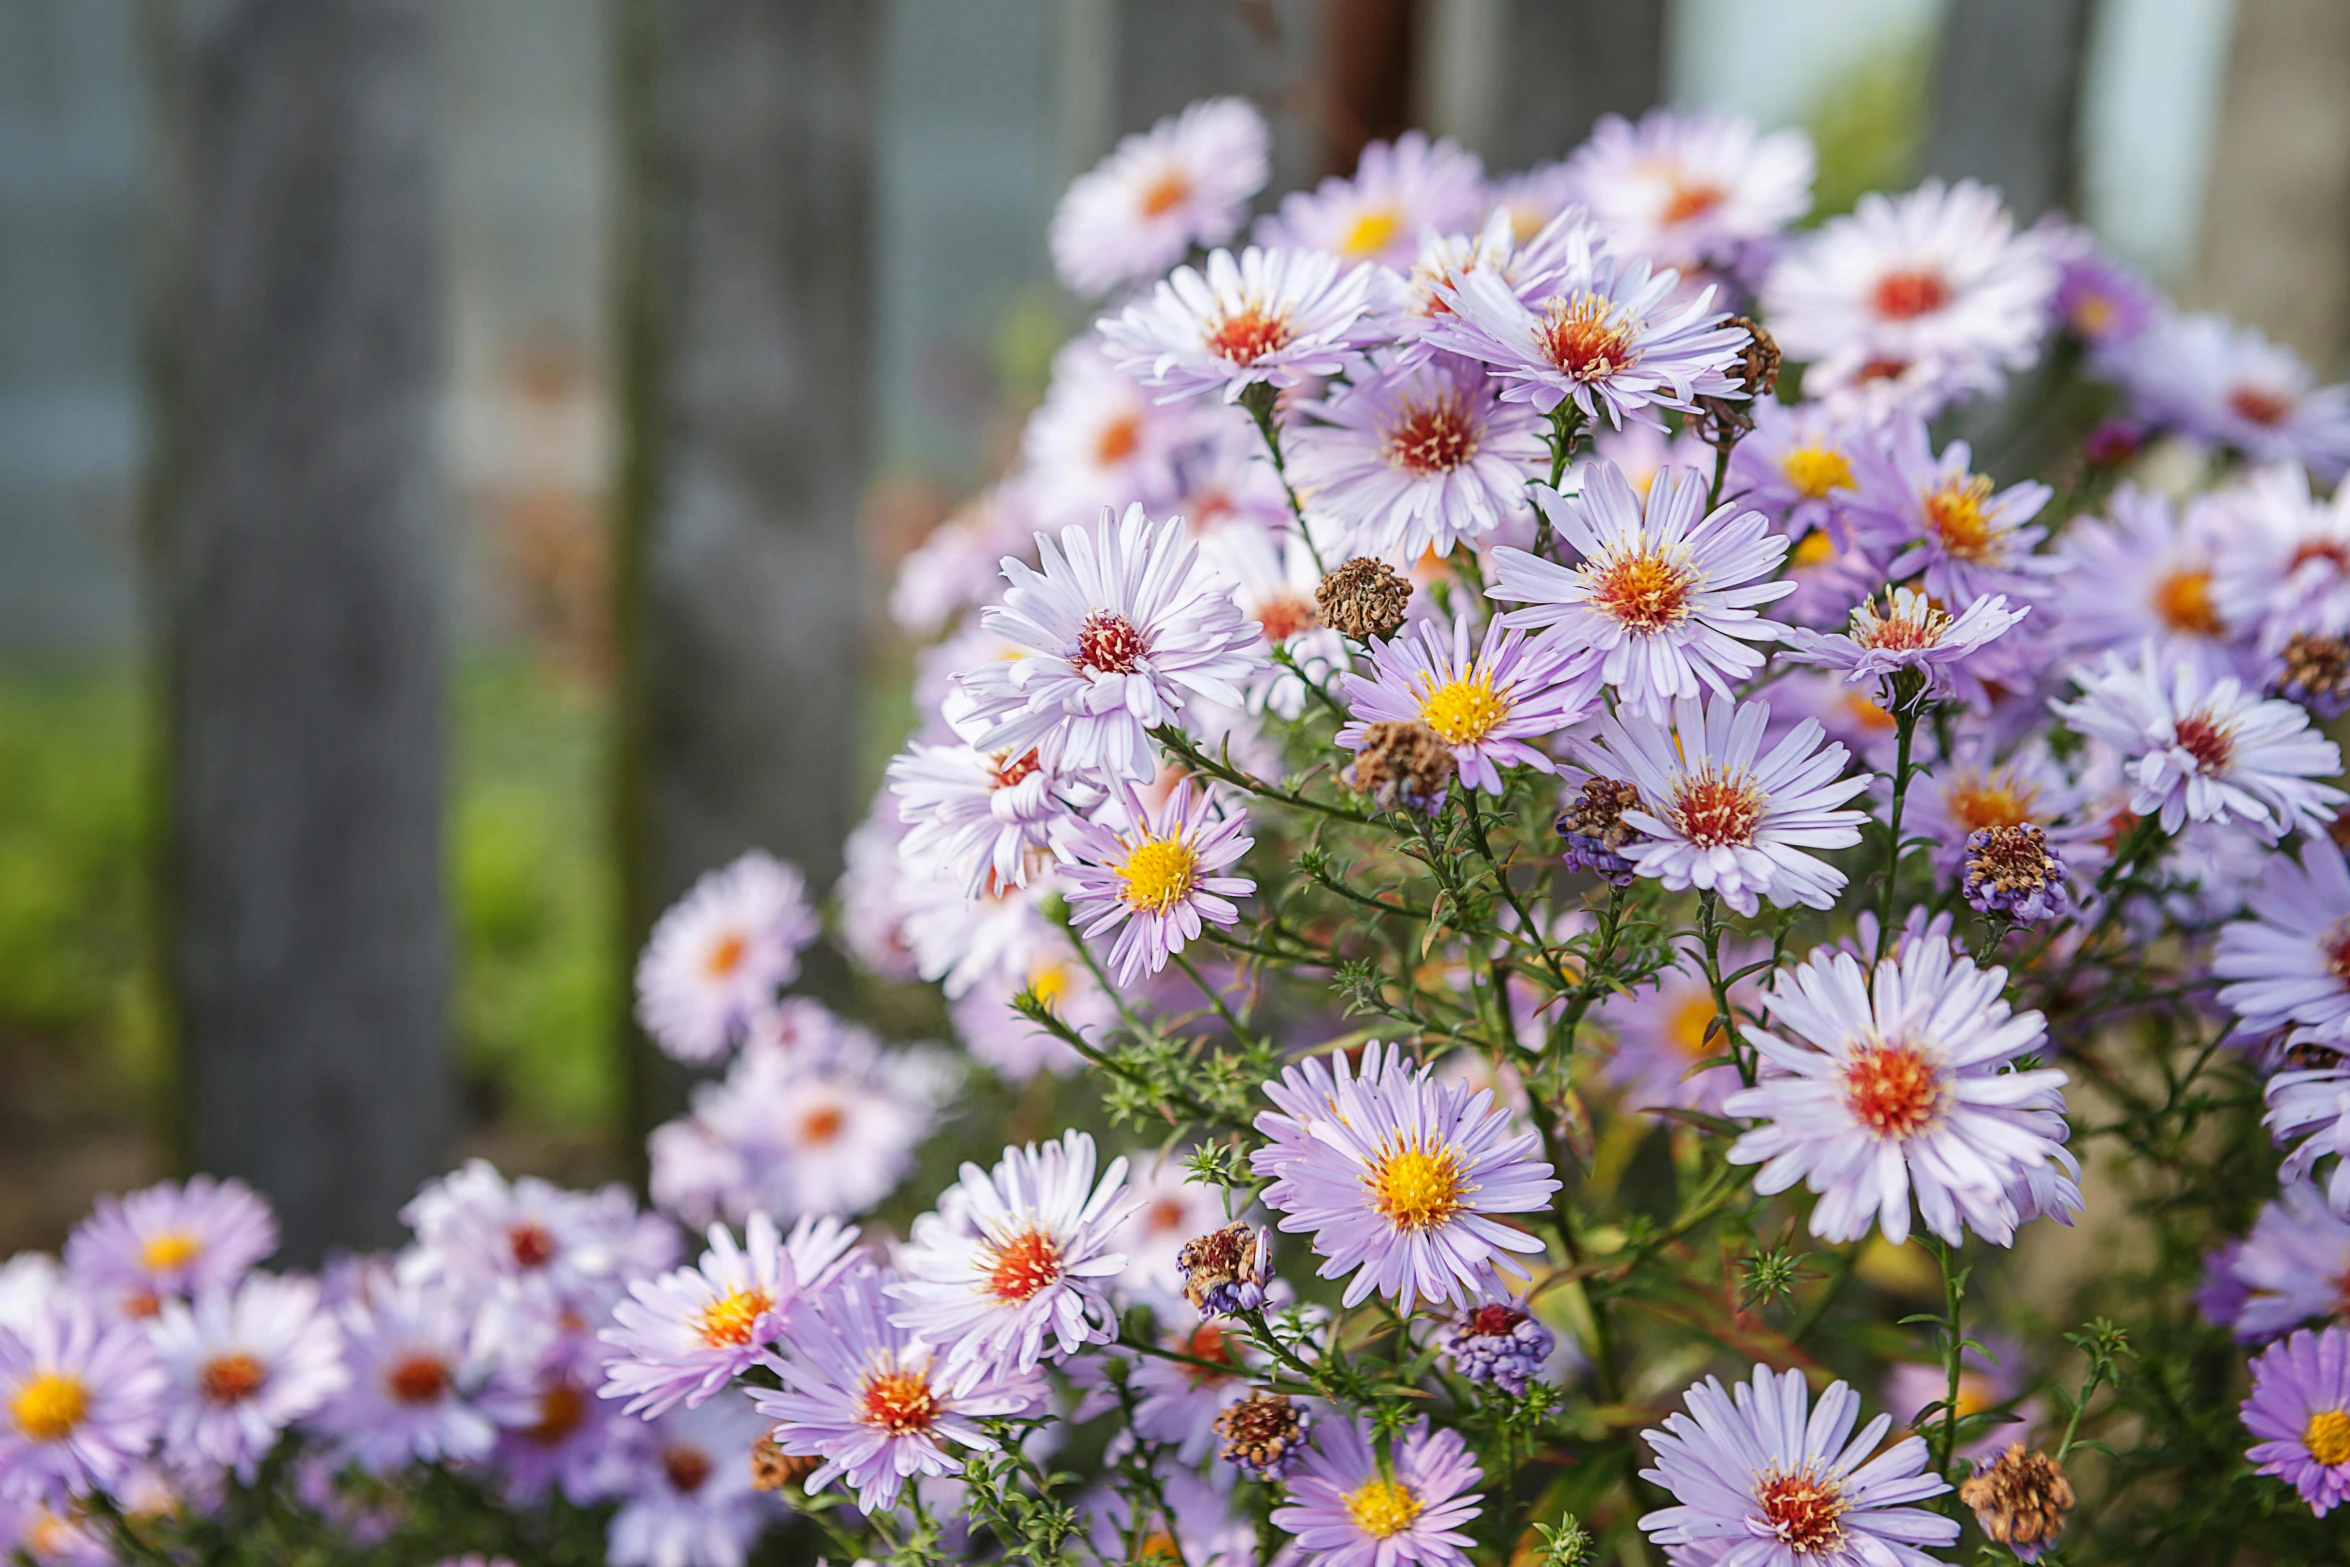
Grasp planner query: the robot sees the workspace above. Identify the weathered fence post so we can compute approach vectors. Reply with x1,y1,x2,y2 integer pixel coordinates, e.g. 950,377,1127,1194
1923,0,2095,222
148,0,452,1259
610,0,878,1149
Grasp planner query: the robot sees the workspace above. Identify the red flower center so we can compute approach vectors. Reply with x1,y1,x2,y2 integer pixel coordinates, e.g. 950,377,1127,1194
1254,595,1320,644
386,1353,451,1406
2323,917,2350,983
662,1443,713,1495
1871,269,1950,320
1756,1467,1847,1553
985,1227,1065,1303
1181,1322,1238,1387
1590,549,1697,632
1074,611,1149,675
1206,305,1292,366
1382,394,1480,475
2172,711,2235,773
1468,1303,1526,1336
2227,384,2292,427
528,1383,587,1446
1843,1043,1942,1139
509,1223,557,1271
1537,292,1641,382
860,1368,942,1434
199,1352,267,1406
1095,413,1143,464
992,748,1043,790
1668,768,1765,848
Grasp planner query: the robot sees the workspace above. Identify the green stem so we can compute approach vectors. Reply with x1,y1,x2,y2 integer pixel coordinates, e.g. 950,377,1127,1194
1875,677,1927,963
1241,380,1326,574
1932,1236,1969,1480
1696,893,1754,1086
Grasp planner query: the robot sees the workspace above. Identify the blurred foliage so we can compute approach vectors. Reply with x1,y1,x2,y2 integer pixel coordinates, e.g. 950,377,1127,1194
1806,35,1935,219
0,657,618,1145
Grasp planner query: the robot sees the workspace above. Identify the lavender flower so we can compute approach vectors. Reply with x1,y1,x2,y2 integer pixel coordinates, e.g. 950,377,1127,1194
0,1297,164,1502
1100,246,1385,403
2242,1326,2350,1516
149,1273,346,1482
632,852,819,1065
1337,611,1599,797
1270,1417,1484,1567
63,1176,278,1318
1056,780,1255,987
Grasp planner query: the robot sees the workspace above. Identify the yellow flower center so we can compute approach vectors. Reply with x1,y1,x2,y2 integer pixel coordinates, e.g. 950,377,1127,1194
2152,568,2223,637
140,1230,201,1272
1792,530,1836,568
1340,207,1402,259
1418,672,1510,746
698,1286,775,1348
2307,1408,2350,1467
1783,445,1853,501
1924,473,2000,562
1946,770,2036,832
1118,836,1199,915
1345,1476,1423,1538
1588,547,1698,632
1367,1141,1469,1232
1026,956,1073,1010
1669,993,1718,1059
9,1372,89,1443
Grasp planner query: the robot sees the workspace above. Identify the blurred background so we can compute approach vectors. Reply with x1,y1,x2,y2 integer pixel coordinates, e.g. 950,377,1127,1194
1,0,2343,1259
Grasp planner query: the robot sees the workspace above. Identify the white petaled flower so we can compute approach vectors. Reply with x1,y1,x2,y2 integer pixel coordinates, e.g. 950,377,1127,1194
2108,311,2350,483
1100,246,1385,404
1049,97,1269,297
1286,353,1548,564
2208,464,2350,657
1056,780,1256,987
1762,177,2058,403
2267,1066,2350,1215
2228,1182,2350,1343
956,505,1267,783
1427,232,1749,427
314,1279,495,1474
1563,108,1815,273
1570,693,1871,915
1253,130,1488,271
1018,340,1189,530
149,1273,346,1482
1336,612,1601,796
887,1131,1136,1380
1198,522,1349,719
1488,461,1794,719
2053,483,2240,672
2053,643,2345,839
633,851,819,1065
2215,832,2350,1049
1725,941,2071,1247
1638,1364,1957,1565
887,739,1085,898
1785,586,2027,704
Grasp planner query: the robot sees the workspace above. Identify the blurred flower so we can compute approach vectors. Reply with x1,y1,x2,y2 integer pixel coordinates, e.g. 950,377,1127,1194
150,1273,345,1481
1255,131,1486,271
1563,108,1813,274
64,1177,277,1320
1101,246,1385,403
633,852,818,1065
0,1297,164,1503
1050,98,1268,297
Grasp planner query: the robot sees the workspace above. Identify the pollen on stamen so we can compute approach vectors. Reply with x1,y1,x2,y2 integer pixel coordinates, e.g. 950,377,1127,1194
1367,1140,1469,1232
2172,711,2237,773
1843,1043,1943,1140
1536,292,1641,382
1756,1466,1848,1553
1381,394,1481,476
859,1367,942,1435
1073,611,1150,674
1668,767,1766,848
1205,304,1293,366
697,1285,776,1348
1589,548,1699,632
985,1227,1066,1303
1924,473,2000,562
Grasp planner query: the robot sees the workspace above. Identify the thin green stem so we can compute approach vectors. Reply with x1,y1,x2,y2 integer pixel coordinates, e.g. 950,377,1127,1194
1241,381,1326,574
1875,677,1928,963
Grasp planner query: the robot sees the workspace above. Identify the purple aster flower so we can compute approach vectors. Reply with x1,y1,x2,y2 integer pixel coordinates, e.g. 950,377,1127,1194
1962,824,2072,923
1251,1041,1404,1211
2109,311,2350,482
1884,1333,2042,1463
1286,352,1548,564
63,1176,277,1319
752,1265,1043,1515
0,1296,164,1503
1489,462,1793,719
1253,130,1487,271
1099,245,1385,404
1270,1417,1484,1567
2052,483,2244,674
1570,693,1871,916
2228,1182,2350,1343
888,1130,1135,1380
633,851,819,1065
1049,97,1268,297
2215,816,2350,1049
1337,611,1599,797
1640,1362,1957,1565
601,1213,859,1418
1256,1046,1558,1311
888,739,1087,899
483,1349,627,1508
400,1162,675,1337
956,504,1266,783
1787,586,2026,707
1592,938,1764,1117
313,1278,495,1474
1905,736,2094,881
1725,940,2070,1247
2267,1064,2350,1214
949,939,1104,1083
1427,229,1749,427
1056,780,1254,987
1762,178,2057,406
1726,397,1878,546
2053,643,2345,839
1563,108,1814,274
606,1395,778,1567
2206,464,2350,657
2197,1239,2254,1335
1848,419,2060,608
2045,223,2160,354
2242,1326,2350,1516
1440,1303,1557,1395
149,1273,345,1482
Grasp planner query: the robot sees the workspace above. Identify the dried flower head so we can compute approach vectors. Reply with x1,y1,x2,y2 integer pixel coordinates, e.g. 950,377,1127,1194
1214,1390,1311,1480
1349,719,1459,811
1176,1222,1273,1316
1557,777,1648,885
1726,316,1781,398
2274,631,2350,720
749,1433,822,1491
1963,823,2071,924
1957,1444,2074,1563
1316,557,1413,640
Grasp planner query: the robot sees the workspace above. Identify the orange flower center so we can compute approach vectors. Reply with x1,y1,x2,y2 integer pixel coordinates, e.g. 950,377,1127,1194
2152,568,2223,636
1382,393,1481,476
860,1368,942,1434
1137,169,1191,218
528,1383,587,1446
1255,594,1320,643
705,932,748,977
1589,548,1697,632
1668,767,1766,848
1180,1322,1239,1387
1924,473,2000,562
1206,305,1292,367
1755,1466,1847,1553
986,1227,1065,1302
698,1286,775,1347
385,1353,451,1406
2228,384,2292,427
1843,1043,1942,1139
991,748,1044,790
1074,611,1149,674
198,1352,268,1406
1095,413,1143,465
799,1104,847,1145
1537,292,1641,382
1871,269,1950,320
1660,178,1726,225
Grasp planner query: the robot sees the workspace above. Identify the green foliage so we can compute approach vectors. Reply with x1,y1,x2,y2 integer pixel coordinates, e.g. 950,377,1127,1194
1807,36,1935,220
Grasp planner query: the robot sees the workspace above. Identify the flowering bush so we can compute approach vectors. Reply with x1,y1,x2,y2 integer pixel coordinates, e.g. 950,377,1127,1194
15,99,2350,1567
